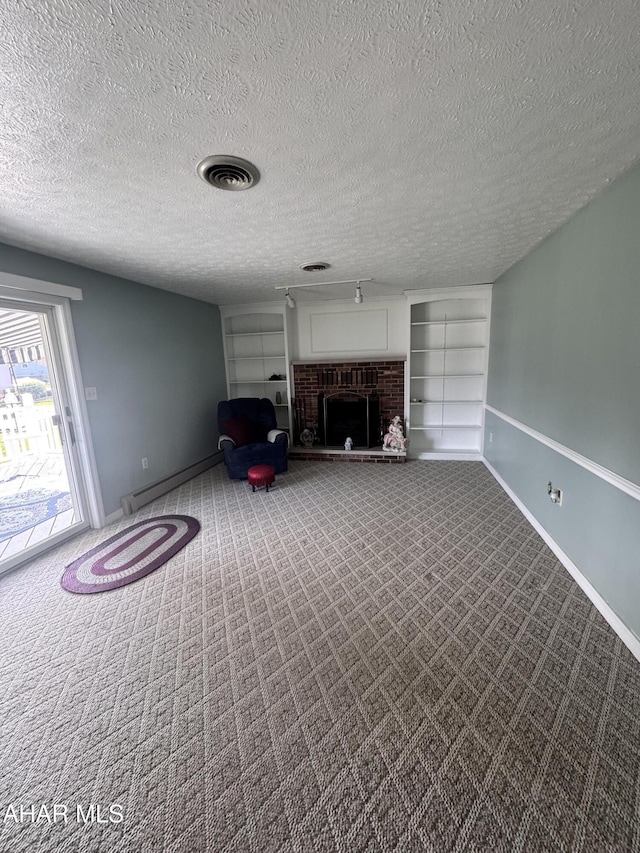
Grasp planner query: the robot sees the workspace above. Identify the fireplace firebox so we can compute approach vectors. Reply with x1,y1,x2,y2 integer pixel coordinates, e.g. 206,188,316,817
318,391,380,448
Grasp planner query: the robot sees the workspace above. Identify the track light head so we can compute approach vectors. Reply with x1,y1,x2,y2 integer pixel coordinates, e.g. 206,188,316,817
285,289,296,309
354,284,363,304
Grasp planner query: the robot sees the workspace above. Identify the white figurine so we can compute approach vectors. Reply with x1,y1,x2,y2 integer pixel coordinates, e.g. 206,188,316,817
382,416,408,452
344,437,353,450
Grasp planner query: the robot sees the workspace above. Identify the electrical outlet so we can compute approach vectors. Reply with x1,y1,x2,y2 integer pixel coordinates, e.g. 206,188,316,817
547,481,562,505
489,432,493,443
142,457,148,470
84,387,97,401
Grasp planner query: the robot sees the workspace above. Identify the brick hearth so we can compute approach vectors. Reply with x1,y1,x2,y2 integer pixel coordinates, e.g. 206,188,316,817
289,447,407,464
292,358,405,447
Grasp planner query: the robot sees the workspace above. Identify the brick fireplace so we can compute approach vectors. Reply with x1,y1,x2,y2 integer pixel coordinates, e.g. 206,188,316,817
292,358,405,447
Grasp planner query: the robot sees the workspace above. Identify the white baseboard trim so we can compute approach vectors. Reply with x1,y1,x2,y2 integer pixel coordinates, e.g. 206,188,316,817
103,508,125,526
121,451,224,515
483,458,640,664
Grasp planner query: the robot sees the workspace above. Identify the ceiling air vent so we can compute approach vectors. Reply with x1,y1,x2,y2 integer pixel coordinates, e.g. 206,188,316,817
300,262,331,272
197,155,260,191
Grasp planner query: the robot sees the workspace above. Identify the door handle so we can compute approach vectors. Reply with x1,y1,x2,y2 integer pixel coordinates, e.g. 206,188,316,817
65,406,77,446
52,413,66,446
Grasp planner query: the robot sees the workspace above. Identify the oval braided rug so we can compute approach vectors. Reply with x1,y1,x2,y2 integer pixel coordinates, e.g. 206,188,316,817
61,515,200,594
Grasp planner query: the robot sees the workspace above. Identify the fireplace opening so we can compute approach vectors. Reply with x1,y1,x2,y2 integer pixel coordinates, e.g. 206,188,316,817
319,391,380,448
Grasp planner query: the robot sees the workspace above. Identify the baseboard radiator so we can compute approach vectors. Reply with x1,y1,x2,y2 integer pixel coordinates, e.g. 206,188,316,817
121,452,224,515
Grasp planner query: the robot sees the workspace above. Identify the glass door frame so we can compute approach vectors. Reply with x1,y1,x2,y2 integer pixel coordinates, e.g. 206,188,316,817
0,277,103,574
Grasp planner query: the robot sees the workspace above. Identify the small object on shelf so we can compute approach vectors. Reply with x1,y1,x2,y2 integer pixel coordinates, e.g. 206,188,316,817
344,437,353,450
268,373,282,380
275,391,282,405
382,416,408,452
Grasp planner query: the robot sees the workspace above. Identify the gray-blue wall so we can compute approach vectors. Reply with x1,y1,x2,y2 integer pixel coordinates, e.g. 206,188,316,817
485,161,640,641
0,243,227,517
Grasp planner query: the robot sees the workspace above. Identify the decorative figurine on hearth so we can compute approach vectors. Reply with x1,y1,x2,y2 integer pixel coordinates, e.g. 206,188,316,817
344,437,353,451
300,428,315,449
382,415,408,452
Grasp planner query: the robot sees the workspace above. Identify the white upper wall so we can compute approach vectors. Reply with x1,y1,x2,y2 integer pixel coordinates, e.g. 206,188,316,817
288,296,409,362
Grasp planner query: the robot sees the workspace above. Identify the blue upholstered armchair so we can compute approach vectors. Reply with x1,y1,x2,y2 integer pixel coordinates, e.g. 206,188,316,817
217,398,289,480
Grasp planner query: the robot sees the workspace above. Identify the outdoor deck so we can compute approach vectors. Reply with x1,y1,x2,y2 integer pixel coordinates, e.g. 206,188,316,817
0,449,77,564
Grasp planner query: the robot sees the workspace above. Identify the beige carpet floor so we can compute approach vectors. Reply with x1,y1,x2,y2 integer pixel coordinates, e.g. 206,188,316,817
1,460,639,852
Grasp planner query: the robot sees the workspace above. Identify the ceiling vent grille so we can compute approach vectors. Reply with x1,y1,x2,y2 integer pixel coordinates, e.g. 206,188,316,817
300,262,331,272
197,155,260,191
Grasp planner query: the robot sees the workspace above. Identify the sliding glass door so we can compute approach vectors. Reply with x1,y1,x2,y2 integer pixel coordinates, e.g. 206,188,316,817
0,299,90,573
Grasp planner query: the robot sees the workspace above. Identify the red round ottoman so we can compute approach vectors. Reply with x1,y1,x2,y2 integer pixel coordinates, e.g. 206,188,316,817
247,464,276,492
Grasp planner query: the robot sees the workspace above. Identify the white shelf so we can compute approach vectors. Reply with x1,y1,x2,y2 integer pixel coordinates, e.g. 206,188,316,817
411,318,487,326
409,294,490,459
410,399,483,404
410,347,485,353
410,424,482,431
410,374,484,379
413,450,483,460
225,331,284,338
221,308,292,435
227,356,286,361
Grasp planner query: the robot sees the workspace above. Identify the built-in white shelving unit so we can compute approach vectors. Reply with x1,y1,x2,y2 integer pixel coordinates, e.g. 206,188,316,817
220,307,292,433
406,286,491,460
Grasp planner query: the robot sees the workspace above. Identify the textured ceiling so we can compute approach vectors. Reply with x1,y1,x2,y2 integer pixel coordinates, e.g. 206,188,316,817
0,0,639,306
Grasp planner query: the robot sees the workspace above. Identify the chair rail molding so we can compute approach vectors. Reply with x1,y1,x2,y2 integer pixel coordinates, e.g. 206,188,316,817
485,404,640,503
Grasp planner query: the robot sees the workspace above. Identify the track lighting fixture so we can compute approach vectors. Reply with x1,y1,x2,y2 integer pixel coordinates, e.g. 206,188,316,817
275,278,372,309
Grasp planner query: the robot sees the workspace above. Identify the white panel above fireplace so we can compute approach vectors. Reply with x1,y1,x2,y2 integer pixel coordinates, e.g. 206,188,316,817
310,309,388,353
